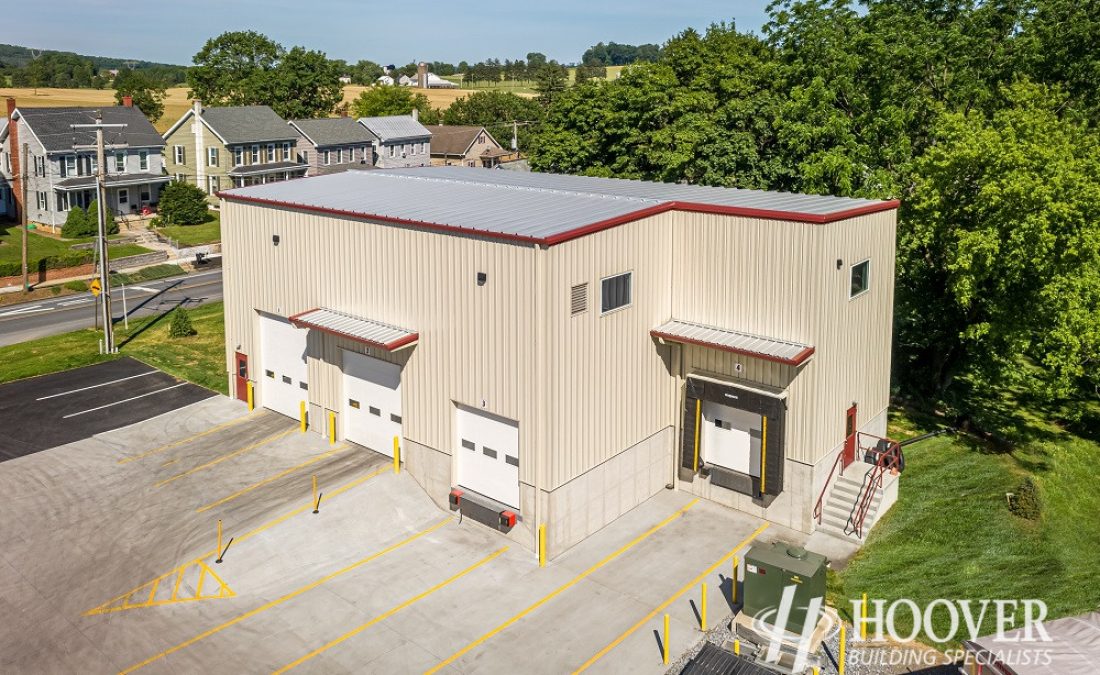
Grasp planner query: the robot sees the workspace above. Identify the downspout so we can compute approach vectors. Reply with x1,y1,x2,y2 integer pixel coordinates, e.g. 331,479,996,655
193,100,205,193
46,152,57,230
533,242,546,558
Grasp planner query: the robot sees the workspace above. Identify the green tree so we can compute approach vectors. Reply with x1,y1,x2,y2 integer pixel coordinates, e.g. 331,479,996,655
258,47,343,119
158,182,210,225
443,90,544,151
113,70,167,122
349,59,384,85
351,85,436,121
169,307,196,338
187,31,283,105
533,65,568,106
896,82,1100,402
61,204,93,238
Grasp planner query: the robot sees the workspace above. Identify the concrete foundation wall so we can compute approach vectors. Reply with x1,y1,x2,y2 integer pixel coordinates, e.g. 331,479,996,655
679,457,815,533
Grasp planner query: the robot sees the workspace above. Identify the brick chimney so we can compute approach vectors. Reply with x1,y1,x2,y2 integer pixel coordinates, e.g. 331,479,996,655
5,97,23,220
122,95,133,107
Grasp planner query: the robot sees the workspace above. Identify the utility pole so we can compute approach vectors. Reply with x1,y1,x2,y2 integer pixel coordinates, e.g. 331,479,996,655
72,112,126,354
20,143,28,292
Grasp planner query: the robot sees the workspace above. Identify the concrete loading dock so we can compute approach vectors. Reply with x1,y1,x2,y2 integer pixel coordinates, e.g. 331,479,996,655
217,166,901,558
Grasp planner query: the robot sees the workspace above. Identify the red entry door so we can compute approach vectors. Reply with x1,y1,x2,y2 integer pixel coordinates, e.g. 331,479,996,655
235,352,249,402
842,404,858,468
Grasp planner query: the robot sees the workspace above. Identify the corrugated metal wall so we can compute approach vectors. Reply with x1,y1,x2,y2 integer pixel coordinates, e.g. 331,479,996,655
221,201,541,485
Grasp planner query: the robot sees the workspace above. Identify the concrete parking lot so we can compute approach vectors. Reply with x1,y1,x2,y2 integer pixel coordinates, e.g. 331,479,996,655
0,394,805,674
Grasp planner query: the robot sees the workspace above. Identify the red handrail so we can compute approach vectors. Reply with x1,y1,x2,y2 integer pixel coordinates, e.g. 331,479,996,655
814,450,847,524
848,433,903,538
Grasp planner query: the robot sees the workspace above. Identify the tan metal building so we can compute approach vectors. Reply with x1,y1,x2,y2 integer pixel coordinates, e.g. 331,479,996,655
218,167,900,558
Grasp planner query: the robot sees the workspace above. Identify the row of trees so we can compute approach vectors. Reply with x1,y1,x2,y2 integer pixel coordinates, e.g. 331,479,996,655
581,42,660,66
530,0,1100,412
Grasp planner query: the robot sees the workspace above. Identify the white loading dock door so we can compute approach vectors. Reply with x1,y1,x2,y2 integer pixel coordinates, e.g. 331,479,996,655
259,314,308,419
455,406,520,509
702,400,762,477
342,350,402,456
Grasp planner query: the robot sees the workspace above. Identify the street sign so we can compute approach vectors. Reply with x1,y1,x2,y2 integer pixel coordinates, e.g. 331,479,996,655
90,278,102,296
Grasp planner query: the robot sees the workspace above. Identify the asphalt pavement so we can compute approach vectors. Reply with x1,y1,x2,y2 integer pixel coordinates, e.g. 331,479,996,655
0,357,215,461
0,268,223,346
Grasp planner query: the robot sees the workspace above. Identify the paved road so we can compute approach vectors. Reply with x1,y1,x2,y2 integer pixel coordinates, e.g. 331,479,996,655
0,268,223,346
0,357,215,460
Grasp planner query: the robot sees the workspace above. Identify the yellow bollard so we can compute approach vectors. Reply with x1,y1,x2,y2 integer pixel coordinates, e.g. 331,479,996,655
733,639,740,656
861,592,868,640
312,474,318,509
839,623,847,675
701,582,707,631
300,401,307,433
538,524,546,568
393,436,400,474
813,668,820,675
663,613,670,665
732,556,739,604
216,519,222,557
247,382,254,411
328,411,335,445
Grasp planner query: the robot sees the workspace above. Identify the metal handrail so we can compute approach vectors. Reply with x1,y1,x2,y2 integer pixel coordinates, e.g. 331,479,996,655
814,449,847,524
848,434,903,538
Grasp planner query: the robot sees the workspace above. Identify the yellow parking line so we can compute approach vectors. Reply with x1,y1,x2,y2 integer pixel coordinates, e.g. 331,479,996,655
119,517,452,674
274,547,508,674
117,414,253,464
155,427,296,488
572,522,769,673
423,499,699,675
196,444,352,513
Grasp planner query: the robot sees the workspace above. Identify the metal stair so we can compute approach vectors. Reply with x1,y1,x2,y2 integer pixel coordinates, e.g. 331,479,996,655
816,470,884,542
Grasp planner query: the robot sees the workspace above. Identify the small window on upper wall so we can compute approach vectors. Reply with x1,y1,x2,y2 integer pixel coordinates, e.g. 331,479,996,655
850,259,870,298
600,272,632,314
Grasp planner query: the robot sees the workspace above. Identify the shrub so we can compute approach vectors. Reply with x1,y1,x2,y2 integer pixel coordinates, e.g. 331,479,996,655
63,280,88,292
1008,477,1042,520
159,182,210,225
169,307,196,337
50,286,62,295
61,205,94,238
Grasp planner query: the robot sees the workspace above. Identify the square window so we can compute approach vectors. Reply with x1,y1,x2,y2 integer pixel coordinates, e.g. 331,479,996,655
850,260,870,298
600,272,632,314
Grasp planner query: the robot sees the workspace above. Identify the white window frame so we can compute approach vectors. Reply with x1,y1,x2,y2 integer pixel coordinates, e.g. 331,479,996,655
389,144,396,158
233,147,243,166
282,142,291,161
118,188,129,206
138,150,149,171
300,150,309,164
849,259,871,299
57,192,69,211
323,150,331,166
207,175,220,194
37,191,48,210
115,151,126,173
174,145,185,164
175,173,186,183
599,271,633,316
266,143,276,162
251,145,260,163
207,147,219,167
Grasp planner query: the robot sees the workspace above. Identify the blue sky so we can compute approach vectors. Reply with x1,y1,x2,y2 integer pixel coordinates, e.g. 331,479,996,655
2,1,773,66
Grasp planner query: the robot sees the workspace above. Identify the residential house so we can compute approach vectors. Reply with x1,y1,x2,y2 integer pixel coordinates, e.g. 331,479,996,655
161,102,307,201
429,125,513,168
288,117,375,176
0,96,168,229
357,114,432,168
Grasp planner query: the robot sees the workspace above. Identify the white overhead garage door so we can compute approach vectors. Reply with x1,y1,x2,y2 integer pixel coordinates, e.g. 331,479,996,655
259,314,308,419
342,350,401,456
455,406,519,509
702,400,761,476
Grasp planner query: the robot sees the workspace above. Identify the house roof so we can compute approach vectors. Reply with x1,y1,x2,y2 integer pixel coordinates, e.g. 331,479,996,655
428,125,499,156
650,319,814,366
289,118,375,148
218,166,899,246
8,106,164,153
200,106,299,145
227,161,308,177
967,611,1100,675
357,115,432,142
55,173,171,191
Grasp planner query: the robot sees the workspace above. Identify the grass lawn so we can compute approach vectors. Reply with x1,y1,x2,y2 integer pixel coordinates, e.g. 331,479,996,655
155,212,221,246
0,301,227,394
0,225,151,267
832,403,1100,647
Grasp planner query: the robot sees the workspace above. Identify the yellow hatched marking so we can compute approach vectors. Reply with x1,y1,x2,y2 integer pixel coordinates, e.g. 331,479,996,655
273,547,508,674
196,444,351,513
155,427,296,488
572,523,769,673
119,517,451,674
118,414,253,464
84,560,235,616
424,499,699,675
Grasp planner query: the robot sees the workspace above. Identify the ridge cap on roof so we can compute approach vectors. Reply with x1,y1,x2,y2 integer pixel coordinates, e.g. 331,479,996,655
368,171,662,205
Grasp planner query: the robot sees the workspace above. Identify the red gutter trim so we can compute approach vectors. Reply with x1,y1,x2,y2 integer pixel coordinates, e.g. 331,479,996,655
289,308,419,351
650,329,816,367
218,192,900,248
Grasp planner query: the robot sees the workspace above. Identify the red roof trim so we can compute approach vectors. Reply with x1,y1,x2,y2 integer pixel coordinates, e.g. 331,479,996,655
650,329,816,367
289,308,419,351
217,191,899,248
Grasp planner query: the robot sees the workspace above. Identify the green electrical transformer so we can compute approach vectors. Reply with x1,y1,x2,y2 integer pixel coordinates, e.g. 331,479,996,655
742,542,828,634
